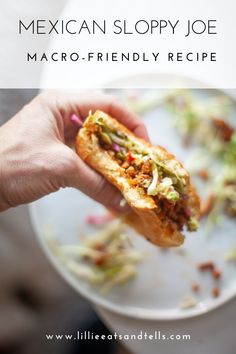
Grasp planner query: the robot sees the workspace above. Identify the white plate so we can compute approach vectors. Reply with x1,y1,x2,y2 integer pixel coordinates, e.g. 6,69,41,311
29,85,236,321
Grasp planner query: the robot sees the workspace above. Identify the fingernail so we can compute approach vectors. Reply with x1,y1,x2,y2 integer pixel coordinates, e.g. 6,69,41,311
70,113,83,127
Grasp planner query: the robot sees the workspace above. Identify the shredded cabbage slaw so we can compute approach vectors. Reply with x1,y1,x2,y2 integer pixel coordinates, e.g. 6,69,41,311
47,220,142,293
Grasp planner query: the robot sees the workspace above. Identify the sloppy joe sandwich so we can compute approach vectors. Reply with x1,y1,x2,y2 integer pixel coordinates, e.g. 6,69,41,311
76,111,200,247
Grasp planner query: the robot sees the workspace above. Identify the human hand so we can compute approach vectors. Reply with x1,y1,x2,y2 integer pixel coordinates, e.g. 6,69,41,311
0,91,149,212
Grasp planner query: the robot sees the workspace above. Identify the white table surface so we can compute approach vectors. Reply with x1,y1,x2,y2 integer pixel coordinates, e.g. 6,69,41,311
97,297,236,354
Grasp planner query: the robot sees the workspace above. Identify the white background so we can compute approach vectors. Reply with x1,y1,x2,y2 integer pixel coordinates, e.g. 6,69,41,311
0,0,235,88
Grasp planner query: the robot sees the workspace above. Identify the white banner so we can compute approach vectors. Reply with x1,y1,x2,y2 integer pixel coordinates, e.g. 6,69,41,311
0,0,235,88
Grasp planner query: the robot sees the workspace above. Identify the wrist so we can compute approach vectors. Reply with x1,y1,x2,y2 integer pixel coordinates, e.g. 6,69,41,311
0,167,9,212
0,126,10,211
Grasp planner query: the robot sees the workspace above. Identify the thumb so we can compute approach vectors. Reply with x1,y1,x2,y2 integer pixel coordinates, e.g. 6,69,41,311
67,156,130,214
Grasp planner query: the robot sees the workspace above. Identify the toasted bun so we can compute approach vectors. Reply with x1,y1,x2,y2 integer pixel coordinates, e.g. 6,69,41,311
76,111,200,247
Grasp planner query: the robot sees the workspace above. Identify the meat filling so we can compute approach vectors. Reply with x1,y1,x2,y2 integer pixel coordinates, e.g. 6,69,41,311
90,117,198,232
121,156,192,231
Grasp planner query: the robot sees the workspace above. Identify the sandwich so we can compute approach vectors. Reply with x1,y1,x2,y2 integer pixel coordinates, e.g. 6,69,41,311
76,110,200,247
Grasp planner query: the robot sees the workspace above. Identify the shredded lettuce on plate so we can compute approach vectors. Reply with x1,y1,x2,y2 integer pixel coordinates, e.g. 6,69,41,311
165,89,236,225
46,220,142,293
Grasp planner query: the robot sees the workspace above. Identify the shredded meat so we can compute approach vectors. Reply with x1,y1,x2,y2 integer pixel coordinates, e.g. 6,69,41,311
125,155,190,230
141,160,152,174
192,284,200,293
212,287,220,298
198,261,215,272
197,169,209,181
212,118,234,142
97,134,191,231
156,197,190,231
224,200,236,217
126,166,136,177
223,181,236,217
121,161,129,169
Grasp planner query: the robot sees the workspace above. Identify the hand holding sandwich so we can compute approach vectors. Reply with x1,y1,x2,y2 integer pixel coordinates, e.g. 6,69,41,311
0,91,148,212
